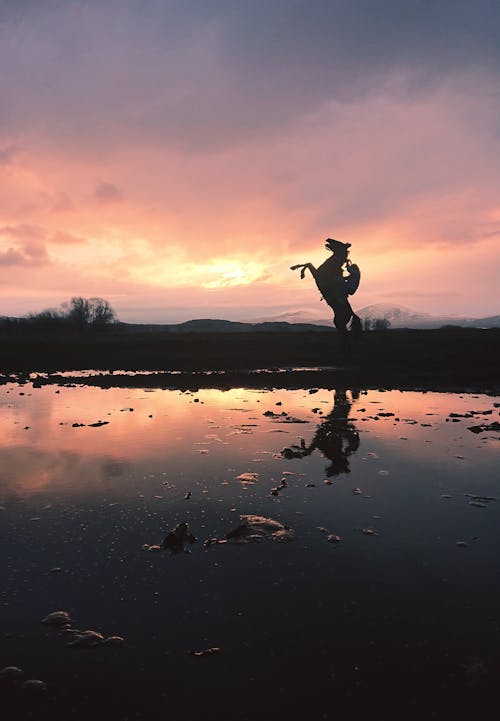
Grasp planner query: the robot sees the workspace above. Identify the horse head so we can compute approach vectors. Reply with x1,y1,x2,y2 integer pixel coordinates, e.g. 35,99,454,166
325,238,351,264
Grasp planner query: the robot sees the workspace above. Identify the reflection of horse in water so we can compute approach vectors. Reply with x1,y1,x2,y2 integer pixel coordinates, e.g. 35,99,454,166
291,238,361,337
281,389,360,476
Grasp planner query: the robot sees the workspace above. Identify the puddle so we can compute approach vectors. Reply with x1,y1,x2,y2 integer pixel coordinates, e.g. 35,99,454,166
1,383,499,718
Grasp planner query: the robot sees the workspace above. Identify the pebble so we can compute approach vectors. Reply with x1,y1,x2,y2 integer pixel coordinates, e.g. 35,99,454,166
0,666,24,679
22,679,47,692
103,636,125,646
326,534,342,544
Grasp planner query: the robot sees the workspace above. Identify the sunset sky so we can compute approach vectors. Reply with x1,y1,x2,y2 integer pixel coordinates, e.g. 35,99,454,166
1,0,499,323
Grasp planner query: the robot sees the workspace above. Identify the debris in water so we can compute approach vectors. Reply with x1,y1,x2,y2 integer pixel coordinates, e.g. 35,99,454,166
352,487,362,495
467,422,500,434
235,472,259,486
465,494,496,503
317,527,341,543
190,647,221,657
163,522,197,553
271,478,288,496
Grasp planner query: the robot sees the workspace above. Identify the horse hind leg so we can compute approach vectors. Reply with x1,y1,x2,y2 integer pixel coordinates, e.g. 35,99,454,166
334,310,362,340
349,313,362,336
333,309,350,338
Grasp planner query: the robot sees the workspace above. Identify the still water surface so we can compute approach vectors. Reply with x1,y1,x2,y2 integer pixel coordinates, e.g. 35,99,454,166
1,383,499,719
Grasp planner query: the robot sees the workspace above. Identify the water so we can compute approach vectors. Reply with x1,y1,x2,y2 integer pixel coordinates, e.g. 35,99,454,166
1,382,499,720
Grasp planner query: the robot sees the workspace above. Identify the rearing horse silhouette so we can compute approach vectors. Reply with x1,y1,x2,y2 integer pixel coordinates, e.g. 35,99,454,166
291,238,361,337
281,389,360,476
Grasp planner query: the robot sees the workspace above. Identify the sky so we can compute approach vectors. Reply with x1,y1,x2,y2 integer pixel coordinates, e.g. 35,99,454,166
1,0,499,323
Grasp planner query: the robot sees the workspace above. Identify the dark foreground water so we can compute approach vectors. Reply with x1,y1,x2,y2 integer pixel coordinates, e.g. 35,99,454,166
1,382,499,720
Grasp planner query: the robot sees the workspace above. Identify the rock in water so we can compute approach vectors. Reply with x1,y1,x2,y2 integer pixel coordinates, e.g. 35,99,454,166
41,610,71,626
66,630,105,647
223,515,294,544
163,522,197,553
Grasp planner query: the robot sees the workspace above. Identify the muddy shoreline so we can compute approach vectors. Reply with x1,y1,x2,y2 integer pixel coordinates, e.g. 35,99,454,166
1,328,499,392
2,369,499,394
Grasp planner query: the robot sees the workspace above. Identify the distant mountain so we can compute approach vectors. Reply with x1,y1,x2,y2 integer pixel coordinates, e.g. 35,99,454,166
119,318,331,333
250,310,332,326
251,304,500,329
356,304,500,329
355,303,439,328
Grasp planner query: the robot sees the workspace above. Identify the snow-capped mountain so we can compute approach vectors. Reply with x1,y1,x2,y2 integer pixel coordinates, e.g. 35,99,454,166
251,305,500,329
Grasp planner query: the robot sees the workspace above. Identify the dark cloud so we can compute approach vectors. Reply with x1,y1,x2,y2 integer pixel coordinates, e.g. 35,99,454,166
0,232,49,266
0,1,499,153
94,181,122,203
0,224,45,239
0,145,16,164
0,225,85,245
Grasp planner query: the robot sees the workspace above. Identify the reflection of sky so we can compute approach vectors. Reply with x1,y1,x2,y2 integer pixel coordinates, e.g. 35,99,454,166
0,384,497,502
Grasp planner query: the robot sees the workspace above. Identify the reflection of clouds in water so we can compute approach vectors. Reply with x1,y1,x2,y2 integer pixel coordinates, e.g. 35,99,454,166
101,460,128,478
2,385,497,502
0,447,131,499
282,389,360,477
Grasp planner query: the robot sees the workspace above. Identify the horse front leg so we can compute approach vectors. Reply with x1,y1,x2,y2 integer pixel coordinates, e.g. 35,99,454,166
290,263,316,280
